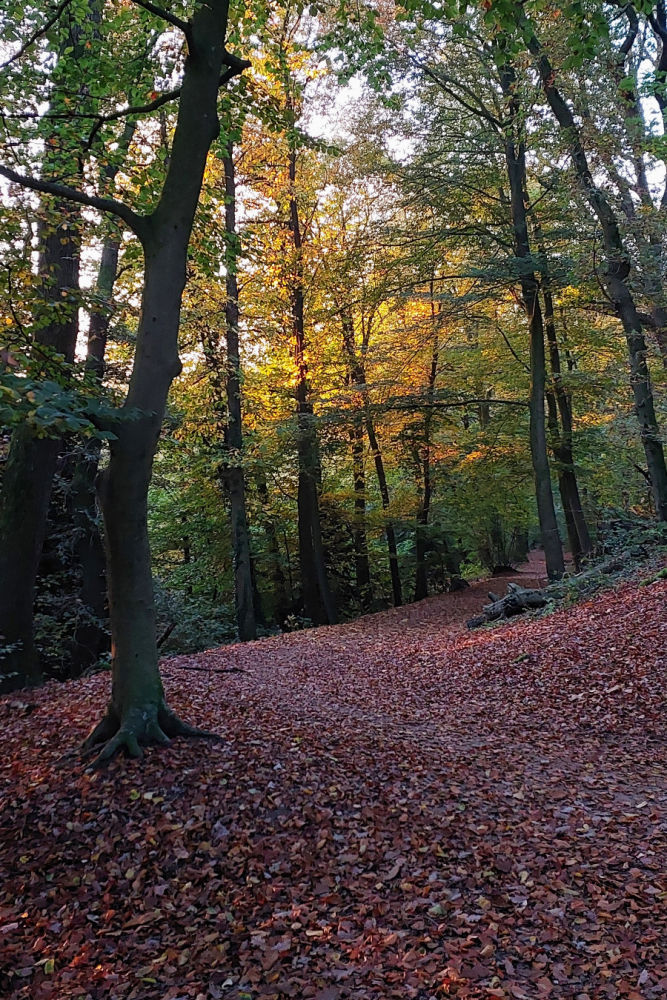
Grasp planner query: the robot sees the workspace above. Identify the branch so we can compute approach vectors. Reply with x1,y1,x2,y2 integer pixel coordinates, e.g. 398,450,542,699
0,0,72,71
83,54,248,148
84,85,182,152
413,57,503,129
130,0,192,41
6,86,182,123
0,165,146,239
220,51,252,87
496,324,530,372
616,2,639,59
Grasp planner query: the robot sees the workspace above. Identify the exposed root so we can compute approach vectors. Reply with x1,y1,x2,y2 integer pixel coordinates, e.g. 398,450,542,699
93,727,143,766
159,705,223,741
82,706,119,754
81,701,222,769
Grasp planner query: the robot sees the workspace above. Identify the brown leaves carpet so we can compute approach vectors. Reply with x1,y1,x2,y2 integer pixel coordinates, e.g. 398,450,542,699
1,567,665,1000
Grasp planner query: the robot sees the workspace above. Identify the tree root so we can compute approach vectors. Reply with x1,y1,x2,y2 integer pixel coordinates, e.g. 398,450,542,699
81,701,222,768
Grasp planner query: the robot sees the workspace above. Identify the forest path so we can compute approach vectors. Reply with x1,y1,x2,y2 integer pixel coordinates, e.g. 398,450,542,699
1,569,665,1000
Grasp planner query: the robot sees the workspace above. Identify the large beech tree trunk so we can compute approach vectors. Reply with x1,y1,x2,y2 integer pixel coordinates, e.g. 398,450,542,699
81,0,246,762
523,17,667,522
498,62,565,580
222,147,256,641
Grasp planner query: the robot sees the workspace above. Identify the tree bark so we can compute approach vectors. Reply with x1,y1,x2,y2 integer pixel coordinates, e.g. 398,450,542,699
255,471,291,626
0,202,80,693
540,279,592,565
339,313,402,606
366,416,403,606
287,143,336,625
341,313,373,610
498,61,565,580
67,234,121,675
350,417,373,610
222,146,256,641
414,294,440,601
82,0,244,761
532,216,592,566
0,3,92,691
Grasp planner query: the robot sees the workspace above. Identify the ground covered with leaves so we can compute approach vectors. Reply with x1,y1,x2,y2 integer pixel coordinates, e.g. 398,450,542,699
1,565,666,1000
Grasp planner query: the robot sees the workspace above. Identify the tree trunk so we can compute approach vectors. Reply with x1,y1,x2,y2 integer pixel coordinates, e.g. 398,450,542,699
255,471,291,626
366,416,403,606
540,278,592,565
67,241,120,675
498,61,565,580
222,147,256,641
523,18,667,521
414,305,440,602
350,416,373,610
0,203,80,692
340,313,402,607
545,388,581,567
341,312,373,610
83,0,242,762
288,144,336,625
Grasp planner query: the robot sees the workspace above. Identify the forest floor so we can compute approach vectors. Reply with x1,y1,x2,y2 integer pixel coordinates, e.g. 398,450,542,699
1,558,666,1000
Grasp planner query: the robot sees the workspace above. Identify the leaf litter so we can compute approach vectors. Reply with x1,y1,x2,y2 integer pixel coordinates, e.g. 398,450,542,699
0,566,665,1000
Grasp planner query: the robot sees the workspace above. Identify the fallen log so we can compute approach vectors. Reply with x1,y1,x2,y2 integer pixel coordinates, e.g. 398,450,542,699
467,582,547,629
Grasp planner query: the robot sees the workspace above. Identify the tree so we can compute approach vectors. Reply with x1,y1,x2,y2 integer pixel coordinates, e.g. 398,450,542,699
516,5,667,521
1,0,250,759
0,6,89,691
496,56,565,579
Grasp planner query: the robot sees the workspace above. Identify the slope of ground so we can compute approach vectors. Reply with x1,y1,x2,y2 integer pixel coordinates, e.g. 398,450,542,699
1,570,665,1000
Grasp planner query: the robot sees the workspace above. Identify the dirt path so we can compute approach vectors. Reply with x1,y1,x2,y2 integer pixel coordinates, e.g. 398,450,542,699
1,568,665,1000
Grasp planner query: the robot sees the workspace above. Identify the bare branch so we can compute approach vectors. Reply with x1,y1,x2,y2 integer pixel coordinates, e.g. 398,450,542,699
130,0,191,40
413,57,503,129
497,324,530,372
84,86,182,152
0,165,147,239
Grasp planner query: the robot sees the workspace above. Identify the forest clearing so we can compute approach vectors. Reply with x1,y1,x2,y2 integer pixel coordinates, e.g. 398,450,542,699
2,562,666,1000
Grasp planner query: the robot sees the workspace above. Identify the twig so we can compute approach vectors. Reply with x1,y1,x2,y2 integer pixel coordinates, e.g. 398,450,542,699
0,0,72,71
164,664,247,675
